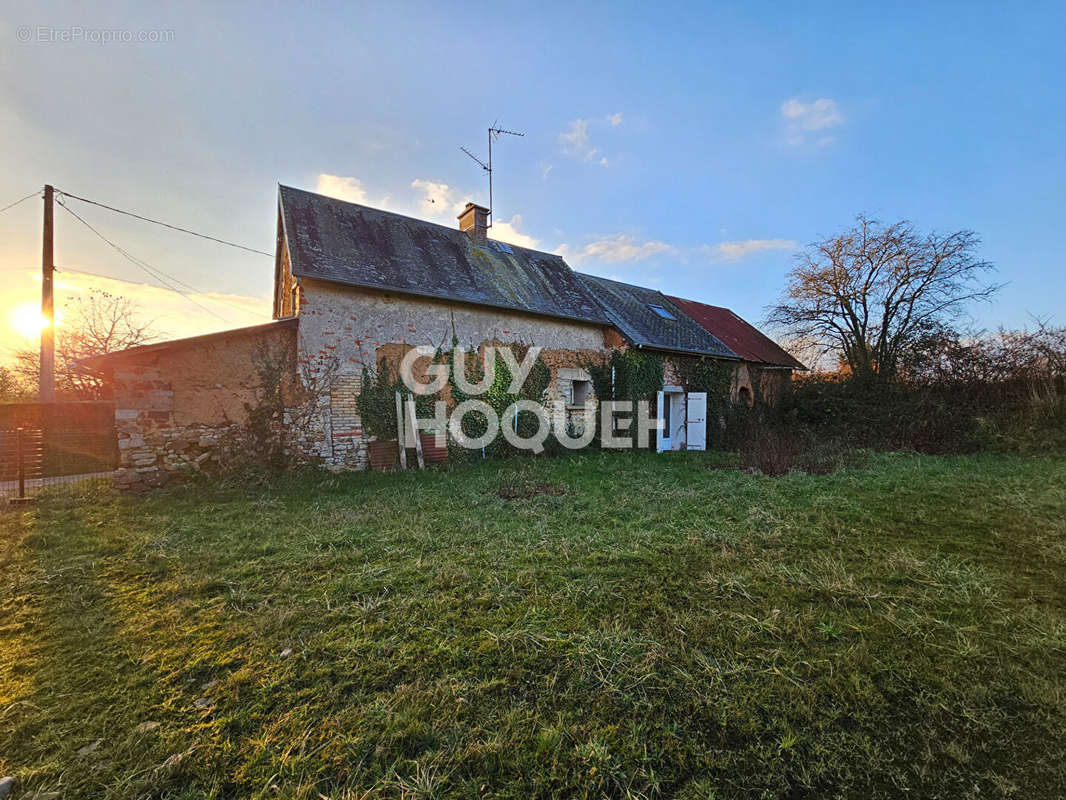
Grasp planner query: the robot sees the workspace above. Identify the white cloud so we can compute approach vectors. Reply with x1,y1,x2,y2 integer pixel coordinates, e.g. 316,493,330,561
316,174,371,205
557,235,795,266
559,119,599,161
781,97,844,146
490,215,540,249
316,172,540,249
706,239,796,260
557,235,675,264
410,178,466,222
558,117,617,166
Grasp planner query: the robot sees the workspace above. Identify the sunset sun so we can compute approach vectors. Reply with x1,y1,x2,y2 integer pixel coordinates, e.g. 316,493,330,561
11,303,51,340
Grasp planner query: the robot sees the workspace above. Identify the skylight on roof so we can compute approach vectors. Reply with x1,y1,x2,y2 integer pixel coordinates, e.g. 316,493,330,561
648,303,676,320
491,240,514,254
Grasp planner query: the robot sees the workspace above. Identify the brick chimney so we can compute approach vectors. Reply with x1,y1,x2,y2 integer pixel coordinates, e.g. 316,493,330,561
458,202,489,242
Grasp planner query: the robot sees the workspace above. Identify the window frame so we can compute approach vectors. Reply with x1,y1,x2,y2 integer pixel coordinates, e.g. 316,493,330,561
647,303,676,320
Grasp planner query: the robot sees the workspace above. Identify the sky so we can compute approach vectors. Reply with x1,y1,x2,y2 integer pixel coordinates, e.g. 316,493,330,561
1,1,1064,364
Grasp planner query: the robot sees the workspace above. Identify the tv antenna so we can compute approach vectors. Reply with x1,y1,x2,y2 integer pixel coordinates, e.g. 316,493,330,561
460,122,523,228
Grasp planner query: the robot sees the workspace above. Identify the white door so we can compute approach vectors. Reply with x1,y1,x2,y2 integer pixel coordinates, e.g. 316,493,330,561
656,390,666,452
686,392,707,451
671,392,686,450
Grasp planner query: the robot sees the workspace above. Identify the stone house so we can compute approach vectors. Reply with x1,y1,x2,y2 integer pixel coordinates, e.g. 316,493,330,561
574,274,739,451
89,185,802,488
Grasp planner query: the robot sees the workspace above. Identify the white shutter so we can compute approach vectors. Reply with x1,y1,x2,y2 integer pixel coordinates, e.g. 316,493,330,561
656,390,666,453
686,392,707,451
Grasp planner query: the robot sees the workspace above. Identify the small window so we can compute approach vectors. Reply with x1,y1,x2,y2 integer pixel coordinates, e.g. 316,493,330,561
571,379,591,406
648,303,676,320
492,241,514,254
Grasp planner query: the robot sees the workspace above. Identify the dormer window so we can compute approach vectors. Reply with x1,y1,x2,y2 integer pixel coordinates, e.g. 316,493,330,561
648,303,676,320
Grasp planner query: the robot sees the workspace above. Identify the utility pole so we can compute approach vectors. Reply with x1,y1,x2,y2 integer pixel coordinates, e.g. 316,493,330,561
40,184,55,402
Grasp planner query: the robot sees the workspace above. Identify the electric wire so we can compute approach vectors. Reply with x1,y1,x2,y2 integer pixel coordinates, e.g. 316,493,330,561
56,199,231,322
0,191,40,216
54,189,273,257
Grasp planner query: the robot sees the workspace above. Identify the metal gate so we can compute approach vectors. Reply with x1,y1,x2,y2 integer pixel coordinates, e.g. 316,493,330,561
1,402,117,504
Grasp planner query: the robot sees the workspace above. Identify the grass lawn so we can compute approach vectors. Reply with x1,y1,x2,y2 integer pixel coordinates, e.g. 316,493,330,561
2,451,1065,799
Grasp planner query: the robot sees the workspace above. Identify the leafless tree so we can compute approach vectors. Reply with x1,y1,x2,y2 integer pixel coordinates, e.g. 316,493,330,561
0,365,32,402
16,289,157,399
767,216,999,380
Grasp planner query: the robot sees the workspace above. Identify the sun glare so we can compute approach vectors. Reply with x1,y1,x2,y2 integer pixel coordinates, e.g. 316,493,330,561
12,304,52,340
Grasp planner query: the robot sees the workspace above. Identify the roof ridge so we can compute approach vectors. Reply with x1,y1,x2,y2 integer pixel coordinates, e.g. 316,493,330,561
278,184,562,262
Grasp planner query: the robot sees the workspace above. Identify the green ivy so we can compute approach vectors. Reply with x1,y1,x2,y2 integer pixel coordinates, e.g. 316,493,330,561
356,361,436,441
585,349,664,449
586,349,664,404
674,356,733,409
446,343,554,462
674,355,735,449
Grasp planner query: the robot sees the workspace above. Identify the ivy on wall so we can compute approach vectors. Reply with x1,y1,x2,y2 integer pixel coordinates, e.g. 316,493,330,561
356,361,435,440
585,349,665,449
673,355,736,449
586,349,665,404
360,343,555,462
674,356,733,409
446,342,553,462
221,340,336,474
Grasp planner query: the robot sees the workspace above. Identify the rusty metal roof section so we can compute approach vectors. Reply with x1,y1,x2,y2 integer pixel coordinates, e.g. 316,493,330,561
576,273,739,359
278,185,608,326
666,295,806,369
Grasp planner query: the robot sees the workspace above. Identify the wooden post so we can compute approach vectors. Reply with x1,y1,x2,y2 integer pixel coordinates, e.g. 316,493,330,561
409,396,425,469
394,391,407,470
40,185,55,403
17,427,26,500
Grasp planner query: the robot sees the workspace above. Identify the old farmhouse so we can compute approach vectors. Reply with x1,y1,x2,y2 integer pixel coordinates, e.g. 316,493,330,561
89,186,803,489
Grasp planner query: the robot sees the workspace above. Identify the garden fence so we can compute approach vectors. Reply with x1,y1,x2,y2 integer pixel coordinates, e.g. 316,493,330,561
1,402,117,504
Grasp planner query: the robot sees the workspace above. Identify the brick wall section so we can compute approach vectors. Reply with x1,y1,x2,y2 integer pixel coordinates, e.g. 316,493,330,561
328,372,366,469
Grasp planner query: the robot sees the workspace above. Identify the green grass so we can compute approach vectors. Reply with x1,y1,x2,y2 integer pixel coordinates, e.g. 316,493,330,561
2,451,1065,799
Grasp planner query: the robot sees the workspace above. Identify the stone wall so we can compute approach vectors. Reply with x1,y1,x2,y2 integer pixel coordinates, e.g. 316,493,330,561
108,321,300,491
294,278,613,468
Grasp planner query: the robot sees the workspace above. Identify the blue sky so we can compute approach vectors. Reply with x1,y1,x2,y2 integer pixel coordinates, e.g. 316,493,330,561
1,0,1063,357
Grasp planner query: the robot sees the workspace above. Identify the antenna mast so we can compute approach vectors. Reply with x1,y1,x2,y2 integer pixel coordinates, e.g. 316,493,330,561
460,123,523,228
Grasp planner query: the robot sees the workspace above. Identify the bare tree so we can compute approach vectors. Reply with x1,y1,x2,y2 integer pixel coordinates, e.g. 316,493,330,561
16,289,157,399
0,365,32,402
767,216,998,380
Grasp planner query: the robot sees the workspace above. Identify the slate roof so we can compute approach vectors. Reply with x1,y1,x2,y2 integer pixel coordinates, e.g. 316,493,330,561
667,295,806,370
278,185,608,326
575,274,738,359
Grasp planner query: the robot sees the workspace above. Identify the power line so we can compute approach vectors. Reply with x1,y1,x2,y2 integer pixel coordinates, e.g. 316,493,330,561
54,188,273,257
0,190,40,216
56,199,231,322
5,186,271,322
53,262,271,320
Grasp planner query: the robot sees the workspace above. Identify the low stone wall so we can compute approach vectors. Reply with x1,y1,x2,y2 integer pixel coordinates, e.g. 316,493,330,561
115,416,236,491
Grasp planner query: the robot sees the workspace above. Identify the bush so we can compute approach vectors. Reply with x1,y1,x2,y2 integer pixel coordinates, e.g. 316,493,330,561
737,427,868,476
781,365,1066,456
